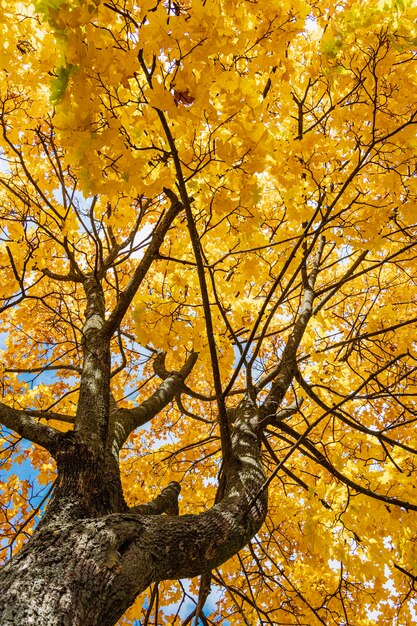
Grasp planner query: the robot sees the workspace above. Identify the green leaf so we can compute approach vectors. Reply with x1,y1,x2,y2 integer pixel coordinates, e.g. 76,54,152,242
50,64,78,104
34,0,66,22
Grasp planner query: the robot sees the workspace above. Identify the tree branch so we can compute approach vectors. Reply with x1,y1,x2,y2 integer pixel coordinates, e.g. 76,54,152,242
41,268,84,283
260,238,325,419
0,402,64,454
296,370,417,456
26,409,75,424
137,48,232,461
108,351,198,450
258,399,304,430
112,396,267,583
6,364,81,375
275,420,417,512
104,195,183,337
393,563,417,582
130,482,181,515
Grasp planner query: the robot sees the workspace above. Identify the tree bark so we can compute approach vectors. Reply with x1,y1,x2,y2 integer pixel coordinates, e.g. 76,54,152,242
0,399,267,626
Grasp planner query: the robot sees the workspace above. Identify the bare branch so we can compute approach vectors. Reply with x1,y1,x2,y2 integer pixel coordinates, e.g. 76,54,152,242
104,195,184,337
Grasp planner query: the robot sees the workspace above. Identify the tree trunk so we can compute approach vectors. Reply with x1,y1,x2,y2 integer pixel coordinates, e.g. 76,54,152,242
0,497,266,625
0,399,267,625
46,432,128,523
0,512,153,626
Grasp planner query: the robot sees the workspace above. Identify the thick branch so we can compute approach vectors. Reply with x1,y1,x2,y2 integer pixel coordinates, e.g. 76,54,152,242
260,238,325,420
26,409,75,424
75,276,110,444
0,397,267,626
0,402,64,454
118,397,266,583
108,352,198,452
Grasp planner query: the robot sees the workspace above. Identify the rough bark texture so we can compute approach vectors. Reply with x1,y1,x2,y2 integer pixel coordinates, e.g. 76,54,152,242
0,399,267,626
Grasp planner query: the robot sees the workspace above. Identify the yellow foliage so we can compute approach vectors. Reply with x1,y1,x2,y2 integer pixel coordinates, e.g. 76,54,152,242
0,0,417,622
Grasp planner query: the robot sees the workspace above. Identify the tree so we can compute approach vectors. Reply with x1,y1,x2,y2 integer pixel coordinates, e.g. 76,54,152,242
0,0,417,623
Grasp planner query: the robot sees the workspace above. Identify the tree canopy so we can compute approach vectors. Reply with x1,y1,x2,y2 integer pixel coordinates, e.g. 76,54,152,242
1,0,417,623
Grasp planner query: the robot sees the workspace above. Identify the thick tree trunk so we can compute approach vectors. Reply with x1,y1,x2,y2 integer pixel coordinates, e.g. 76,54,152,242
0,399,267,625
45,433,128,524
0,501,265,626
0,514,151,626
